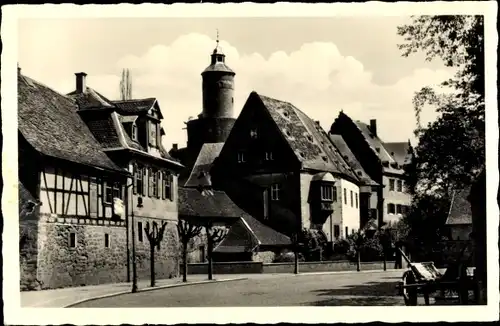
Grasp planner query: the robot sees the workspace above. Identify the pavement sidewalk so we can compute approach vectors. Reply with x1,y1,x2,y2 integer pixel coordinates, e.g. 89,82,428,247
21,274,248,308
21,269,409,308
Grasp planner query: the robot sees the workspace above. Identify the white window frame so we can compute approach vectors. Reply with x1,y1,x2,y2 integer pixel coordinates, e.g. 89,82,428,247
389,179,395,191
237,152,246,163
270,183,281,201
132,123,138,141
320,185,334,201
265,151,274,161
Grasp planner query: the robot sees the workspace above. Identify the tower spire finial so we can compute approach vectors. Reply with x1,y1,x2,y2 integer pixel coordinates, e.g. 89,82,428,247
216,28,219,46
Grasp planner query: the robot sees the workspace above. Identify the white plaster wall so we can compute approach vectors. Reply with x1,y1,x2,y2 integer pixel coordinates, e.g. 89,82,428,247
339,178,360,238
382,174,412,225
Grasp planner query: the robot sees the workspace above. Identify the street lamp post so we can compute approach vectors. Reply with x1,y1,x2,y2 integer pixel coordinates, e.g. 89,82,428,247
126,182,139,293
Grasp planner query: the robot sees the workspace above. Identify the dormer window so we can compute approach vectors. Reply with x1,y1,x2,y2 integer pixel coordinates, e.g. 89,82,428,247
149,121,157,147
132,123,138,141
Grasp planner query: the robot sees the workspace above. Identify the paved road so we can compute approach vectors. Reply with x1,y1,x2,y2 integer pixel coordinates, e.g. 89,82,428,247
74,270,419,307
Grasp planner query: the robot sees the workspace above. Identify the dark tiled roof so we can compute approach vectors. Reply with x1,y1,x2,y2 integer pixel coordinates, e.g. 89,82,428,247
112,98,157,115
184,143,224,188
202,62,235,74
178,187,246,219
351,119,402,175
254,93,359,181
446,187,473,225
329,134,379,186
67,88,115,110
215,214,291,253
384,141,413,166
80,114,123,149
242,213,291,246
18,74,124,173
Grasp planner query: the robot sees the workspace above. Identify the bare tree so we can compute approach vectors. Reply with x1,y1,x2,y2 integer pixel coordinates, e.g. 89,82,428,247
144,221,168,287
120,68,133,100
290,232,301,274
205,224,228,280
177,219,203,282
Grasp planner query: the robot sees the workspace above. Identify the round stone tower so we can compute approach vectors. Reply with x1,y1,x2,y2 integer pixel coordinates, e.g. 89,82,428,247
186,36,236,151
201,44,235,119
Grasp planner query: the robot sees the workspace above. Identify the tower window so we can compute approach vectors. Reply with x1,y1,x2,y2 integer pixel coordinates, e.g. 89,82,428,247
237,152,245,163
264,151,274,161
104,233,110,248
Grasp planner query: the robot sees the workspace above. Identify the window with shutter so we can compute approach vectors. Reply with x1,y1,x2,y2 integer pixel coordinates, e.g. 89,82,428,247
163,172,173,200
142,168,147,196
148,168,153,197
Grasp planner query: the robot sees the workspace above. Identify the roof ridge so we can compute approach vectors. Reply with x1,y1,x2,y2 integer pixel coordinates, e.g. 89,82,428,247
112,97,156,103
25,76,77,104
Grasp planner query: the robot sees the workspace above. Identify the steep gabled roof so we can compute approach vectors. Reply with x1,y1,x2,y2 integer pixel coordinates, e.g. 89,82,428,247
252,92,359,182
184,143,224,188
383,141,413,166
329,134,378,186
214,214,291,253
446,187,473,225
18,74,125,173
112,98,161,118
353,120,395,164
67,87,115,110
178,187,246,219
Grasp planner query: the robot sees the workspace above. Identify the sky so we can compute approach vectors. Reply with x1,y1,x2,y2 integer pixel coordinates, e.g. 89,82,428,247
18,17,455,150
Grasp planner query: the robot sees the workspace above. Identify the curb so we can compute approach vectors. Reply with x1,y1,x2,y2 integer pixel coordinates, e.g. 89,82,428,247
64,277,248,308
291,269,404,276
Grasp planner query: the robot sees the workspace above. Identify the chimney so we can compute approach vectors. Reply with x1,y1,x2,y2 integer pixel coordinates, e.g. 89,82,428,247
75,72,87,93
369,119,377,136
17,63,21,75
172,143,178,151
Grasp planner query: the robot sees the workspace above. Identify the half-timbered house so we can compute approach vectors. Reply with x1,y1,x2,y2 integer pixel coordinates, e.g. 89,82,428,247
18,71,130,290
67,72,185,281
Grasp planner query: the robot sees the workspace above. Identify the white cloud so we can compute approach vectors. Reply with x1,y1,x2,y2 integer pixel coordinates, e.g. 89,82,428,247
51,33,455,150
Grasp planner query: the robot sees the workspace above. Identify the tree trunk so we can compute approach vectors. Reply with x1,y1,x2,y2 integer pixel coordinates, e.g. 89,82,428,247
294,249,299,274
182,241,188,283
356,251,361,272
383,251,387,271
207,239,213,280
150,244,155,287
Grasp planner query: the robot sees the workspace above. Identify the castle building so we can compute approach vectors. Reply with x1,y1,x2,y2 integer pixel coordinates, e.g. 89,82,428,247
329,112,413,227
170,37,236,185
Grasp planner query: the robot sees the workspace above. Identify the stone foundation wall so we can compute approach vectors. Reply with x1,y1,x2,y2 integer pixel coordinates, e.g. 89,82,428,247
133,219,179,280
20,220,41,290
36,221,128,289
253,251,276,263
20,215,180,290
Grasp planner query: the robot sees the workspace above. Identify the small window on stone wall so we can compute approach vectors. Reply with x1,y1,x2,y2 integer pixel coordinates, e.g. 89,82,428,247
138,222,143,242
104,233,110,247
69,232,76,248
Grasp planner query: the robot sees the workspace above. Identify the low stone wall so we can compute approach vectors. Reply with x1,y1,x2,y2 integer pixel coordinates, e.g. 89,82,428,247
21,216,180,291
182,261,264,275
182,260,395,275
263,260,395,274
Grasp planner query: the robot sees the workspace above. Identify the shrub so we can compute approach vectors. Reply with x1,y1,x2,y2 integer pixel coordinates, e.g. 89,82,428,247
273,251,305,263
